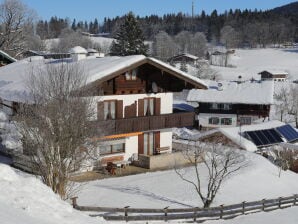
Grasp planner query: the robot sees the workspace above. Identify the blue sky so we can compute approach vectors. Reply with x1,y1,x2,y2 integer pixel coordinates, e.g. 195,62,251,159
22,0,297,22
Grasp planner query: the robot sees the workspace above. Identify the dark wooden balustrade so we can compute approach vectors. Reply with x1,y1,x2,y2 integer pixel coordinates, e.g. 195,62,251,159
91,112,195,136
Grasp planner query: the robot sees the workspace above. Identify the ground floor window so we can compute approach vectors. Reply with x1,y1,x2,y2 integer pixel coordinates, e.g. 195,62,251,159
209,117,220,125
240,117,252,125
100,143,125,155
221,118,232,125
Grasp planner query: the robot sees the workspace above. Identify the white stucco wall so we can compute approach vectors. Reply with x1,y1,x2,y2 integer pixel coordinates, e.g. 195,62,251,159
89,93,173,120
124,135,138,160
159,129,173,152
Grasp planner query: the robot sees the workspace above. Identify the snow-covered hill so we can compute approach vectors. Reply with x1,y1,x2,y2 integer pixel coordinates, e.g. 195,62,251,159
0,164,105,224
211,48,298,81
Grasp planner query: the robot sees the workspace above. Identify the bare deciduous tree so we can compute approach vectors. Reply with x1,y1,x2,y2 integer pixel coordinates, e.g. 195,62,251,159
51,28,98,53
16,62,98,199
152,31,179,61
274,84,298,127
175,142,247,208
0,0,36,57
220,25,240,49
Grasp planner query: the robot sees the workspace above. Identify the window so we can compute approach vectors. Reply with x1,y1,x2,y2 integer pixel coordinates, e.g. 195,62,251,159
240,117,251,125
100,143,125,155
223,104,232,110
210,103,220,110
209,117,220,125
125,69,137,80
104,100,116,120
221,118,232,125
144,98,155,116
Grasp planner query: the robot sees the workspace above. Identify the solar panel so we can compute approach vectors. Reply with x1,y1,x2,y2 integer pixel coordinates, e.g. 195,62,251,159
276,124,298,142
244,128,283,147
245,131,263,146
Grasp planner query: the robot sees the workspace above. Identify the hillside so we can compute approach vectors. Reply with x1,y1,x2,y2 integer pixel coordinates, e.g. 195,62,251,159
271,1,298,15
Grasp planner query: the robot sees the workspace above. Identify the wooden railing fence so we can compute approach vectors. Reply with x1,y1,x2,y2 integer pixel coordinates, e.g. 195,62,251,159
71,194,298,222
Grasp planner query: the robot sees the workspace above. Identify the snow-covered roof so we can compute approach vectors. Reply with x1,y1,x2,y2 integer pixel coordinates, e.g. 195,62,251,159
218,120,286,151
87,48,98,53
258,70,289,75
187,81,274,105
0,50,17,63
168,53,199,61
69,46,88,54
0,55,207,102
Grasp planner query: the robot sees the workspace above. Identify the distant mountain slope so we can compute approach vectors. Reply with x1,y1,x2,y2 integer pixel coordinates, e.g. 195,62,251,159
271,1,298,15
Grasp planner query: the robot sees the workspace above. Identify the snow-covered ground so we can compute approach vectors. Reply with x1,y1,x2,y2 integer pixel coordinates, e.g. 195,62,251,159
211,48,298,81
77,151,298,209
0,164,106,224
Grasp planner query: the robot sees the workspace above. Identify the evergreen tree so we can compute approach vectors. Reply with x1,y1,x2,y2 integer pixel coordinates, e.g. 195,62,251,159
110,12,148,56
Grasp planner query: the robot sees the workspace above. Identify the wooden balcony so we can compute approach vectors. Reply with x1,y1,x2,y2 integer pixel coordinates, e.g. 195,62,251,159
237,109,269,117
91,112,195,136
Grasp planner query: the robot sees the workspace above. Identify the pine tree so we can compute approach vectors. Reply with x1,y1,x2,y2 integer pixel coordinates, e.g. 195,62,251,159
110,12,148,56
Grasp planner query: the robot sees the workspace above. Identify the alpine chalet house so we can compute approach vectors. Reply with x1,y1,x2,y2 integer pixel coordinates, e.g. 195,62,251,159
0,46,208,169
258,70,288,82
186,81,274,129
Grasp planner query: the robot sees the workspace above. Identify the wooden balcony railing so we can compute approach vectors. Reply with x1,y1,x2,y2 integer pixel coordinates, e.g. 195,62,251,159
91,112,195,136
236,109,269,117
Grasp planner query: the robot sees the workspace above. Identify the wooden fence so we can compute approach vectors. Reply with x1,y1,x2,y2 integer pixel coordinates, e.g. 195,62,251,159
71,194,298,222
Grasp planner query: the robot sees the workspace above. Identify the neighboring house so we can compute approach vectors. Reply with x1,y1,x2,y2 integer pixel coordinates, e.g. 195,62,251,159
23,50,71,59
199,120,298,151
258,70,288,82
0,47,208,169
0,50,17,67
186,81,274,128
167,53,200,66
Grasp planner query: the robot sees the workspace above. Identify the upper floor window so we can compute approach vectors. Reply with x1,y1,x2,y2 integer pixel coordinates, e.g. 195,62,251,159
223,104,232,110
210,103,220,110
104,100,116,120
240,117,251,125
125,69,137,80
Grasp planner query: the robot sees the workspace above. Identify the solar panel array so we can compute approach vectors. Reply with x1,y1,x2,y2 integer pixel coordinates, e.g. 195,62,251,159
244,129,283,147
276,124,298,142
243,124,298,147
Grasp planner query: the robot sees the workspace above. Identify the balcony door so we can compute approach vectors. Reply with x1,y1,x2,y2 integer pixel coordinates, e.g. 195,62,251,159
138,131,160,155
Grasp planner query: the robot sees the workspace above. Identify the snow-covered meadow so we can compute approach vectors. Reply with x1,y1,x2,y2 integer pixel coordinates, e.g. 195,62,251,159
211,48,298,81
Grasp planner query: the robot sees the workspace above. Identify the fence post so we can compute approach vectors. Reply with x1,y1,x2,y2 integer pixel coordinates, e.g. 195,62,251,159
71,197,78,208
193,207,199,222
294,194,298,206
242,201,246,214
124,206,130,222
164,206,169,221
262,199,266,211
220,204,224,219
278,197,282,209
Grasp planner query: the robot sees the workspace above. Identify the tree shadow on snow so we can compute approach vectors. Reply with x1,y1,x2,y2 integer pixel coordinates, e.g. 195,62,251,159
98,184,194,208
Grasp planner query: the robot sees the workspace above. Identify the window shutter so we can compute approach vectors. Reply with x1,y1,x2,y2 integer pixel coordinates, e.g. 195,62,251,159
154,131,160,149
154,98,161,115
116,100,123,119
97,102,104,120
138,134,144,154
138,99,144,116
